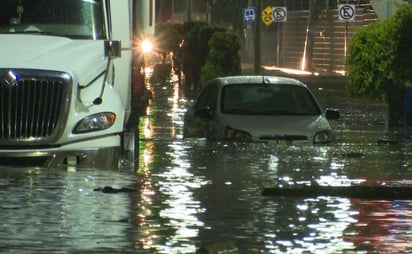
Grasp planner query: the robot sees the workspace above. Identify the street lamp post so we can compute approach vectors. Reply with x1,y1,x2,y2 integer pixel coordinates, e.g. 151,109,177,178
185,0,192,22
253,0,261,74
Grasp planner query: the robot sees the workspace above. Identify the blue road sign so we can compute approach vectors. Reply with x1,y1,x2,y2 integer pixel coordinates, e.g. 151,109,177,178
243,7,256,23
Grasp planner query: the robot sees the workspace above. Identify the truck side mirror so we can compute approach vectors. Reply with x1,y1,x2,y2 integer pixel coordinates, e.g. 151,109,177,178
105,40,121,59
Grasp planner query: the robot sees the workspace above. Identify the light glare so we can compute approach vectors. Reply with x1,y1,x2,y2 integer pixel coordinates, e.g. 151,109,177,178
141,39,153,53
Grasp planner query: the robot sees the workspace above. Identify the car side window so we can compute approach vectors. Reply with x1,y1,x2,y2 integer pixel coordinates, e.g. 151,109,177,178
195,82,218,115
293,86,321,115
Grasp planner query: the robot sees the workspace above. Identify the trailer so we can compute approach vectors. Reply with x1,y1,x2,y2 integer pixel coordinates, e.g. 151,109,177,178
0,0,155,170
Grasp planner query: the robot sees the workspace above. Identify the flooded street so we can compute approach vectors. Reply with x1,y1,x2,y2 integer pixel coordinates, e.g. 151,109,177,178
1,79,412,253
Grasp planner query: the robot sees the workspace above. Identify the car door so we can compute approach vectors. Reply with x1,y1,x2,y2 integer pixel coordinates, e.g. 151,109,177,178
184,81,219,138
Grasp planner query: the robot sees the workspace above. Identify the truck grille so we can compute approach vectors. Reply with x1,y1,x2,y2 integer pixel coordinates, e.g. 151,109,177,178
0,69,71,146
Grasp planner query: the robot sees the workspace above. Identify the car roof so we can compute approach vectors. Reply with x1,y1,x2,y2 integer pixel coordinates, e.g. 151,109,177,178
211,75,306,87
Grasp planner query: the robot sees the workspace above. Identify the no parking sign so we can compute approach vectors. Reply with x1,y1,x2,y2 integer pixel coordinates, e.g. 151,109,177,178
339,4,356,21
272,7,287,22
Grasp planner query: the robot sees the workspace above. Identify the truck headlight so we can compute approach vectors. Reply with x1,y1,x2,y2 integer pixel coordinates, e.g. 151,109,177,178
314,130,334,144
73,112,116,134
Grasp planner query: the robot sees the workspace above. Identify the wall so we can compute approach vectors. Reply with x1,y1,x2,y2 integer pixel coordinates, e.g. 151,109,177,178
276,6,378,74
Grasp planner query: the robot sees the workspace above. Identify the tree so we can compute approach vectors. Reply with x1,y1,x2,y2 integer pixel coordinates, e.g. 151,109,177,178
347,22,392,101
153,21,241,93
208,0,247,39
151,23,182,84
200,31,241,86
178,21,222,90
390,4,412,82
347,4,412,128
155,23,182,62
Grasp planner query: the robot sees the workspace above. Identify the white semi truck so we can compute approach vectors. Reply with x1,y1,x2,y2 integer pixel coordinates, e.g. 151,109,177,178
0,0,155,169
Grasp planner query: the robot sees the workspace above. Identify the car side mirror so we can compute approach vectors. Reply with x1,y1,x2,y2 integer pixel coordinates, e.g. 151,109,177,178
325,109,340,120
195,106,213,119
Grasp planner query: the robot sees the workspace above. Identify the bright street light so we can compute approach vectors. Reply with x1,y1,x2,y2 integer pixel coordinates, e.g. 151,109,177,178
141,38,153,53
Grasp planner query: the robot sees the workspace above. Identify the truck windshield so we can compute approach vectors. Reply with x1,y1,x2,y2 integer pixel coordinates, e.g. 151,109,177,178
0,0,106,39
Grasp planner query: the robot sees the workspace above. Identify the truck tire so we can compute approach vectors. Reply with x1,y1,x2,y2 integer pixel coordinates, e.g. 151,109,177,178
120,130,139,170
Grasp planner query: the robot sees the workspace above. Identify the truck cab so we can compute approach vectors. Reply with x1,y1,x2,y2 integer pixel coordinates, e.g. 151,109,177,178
0,0,153,169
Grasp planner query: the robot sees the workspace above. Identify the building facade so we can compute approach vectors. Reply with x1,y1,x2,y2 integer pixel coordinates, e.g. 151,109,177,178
156,0,410,75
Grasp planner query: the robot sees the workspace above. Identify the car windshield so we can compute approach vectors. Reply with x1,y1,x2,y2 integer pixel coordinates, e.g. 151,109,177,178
221,83,321,116
0,0,106,39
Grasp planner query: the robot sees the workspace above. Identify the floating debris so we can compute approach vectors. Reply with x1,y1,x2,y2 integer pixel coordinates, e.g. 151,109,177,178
262,185,412,200
197,241,239,254
377,138,399,145
343,152,364,158
94,186,135,193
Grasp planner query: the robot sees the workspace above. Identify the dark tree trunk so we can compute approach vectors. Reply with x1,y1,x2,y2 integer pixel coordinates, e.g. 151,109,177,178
384,80,405,130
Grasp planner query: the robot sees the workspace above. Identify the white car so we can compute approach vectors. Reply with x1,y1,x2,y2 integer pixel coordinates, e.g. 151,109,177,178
183,75,340,144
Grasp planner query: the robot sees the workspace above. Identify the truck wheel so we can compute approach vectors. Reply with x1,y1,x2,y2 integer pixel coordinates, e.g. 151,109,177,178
120,130,139,170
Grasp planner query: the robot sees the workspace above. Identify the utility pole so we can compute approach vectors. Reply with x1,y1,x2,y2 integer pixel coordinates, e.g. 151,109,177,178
254,0,261,74
185,0,192,22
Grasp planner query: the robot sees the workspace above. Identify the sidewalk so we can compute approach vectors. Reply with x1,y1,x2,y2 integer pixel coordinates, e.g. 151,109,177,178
241,63,348,98
242,63,347,83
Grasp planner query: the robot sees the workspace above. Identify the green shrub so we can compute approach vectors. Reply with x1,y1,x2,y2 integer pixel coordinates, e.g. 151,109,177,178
200,31,241,87
347,4,412,127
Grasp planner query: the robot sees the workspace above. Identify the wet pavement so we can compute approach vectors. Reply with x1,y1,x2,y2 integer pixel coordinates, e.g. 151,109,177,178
1,78,412,253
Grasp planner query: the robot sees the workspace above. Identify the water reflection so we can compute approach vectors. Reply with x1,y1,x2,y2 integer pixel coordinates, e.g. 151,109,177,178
2,80,412,253
0,168,136,253
135,81,412,253
133,141,156,251
137,139,207,253
262,197,356,253
137,82,207,253
345,199,412,252
155,141,207,253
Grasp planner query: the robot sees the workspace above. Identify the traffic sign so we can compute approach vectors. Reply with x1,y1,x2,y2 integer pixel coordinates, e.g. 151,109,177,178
262,6,273,26
243,7,256,23
272,7,287,22
339,4,355,21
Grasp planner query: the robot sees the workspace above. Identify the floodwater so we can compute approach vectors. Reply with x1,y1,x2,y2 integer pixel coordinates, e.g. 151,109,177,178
1,80,412,254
